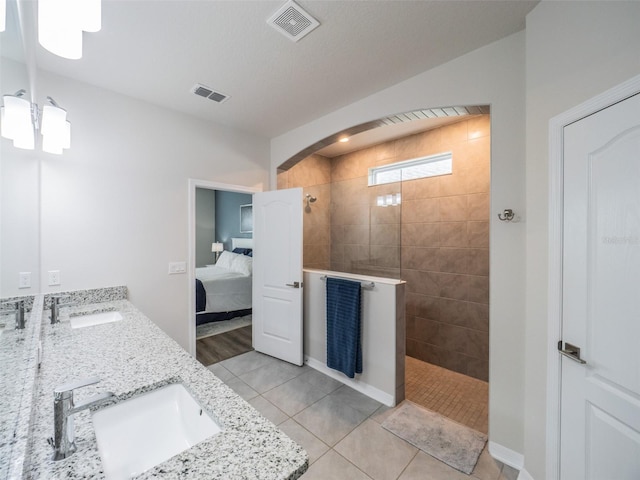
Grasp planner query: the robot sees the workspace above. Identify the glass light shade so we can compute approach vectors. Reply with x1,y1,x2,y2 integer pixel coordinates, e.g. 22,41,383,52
38,0,101,59
0,0,6,32
41,105,70,154
1,95,35,149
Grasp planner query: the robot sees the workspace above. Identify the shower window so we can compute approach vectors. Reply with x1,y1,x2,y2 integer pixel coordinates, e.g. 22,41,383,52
368,151,452,186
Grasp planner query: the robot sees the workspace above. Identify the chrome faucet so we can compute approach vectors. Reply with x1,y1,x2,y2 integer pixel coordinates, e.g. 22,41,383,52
1,299,26,329
49,295,75,324
50,377,115,461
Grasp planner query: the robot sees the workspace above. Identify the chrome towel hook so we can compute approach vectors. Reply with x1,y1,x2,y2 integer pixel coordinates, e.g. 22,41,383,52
498,209,515,222
305,193,317,208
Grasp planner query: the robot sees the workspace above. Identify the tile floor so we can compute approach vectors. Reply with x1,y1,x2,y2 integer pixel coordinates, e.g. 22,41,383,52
405,356,489,434
207,351,518,480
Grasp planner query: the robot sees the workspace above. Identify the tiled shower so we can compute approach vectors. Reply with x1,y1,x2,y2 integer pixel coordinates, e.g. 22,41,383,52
277,114,490,382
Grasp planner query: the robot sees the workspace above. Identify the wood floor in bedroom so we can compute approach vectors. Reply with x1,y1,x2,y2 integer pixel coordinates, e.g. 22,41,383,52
196,325,253,366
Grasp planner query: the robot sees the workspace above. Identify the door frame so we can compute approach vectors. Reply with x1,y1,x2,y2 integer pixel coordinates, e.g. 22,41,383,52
187,179,261,358
546,73,640,480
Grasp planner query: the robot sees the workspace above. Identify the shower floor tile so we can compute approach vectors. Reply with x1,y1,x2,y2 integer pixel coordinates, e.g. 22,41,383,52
405,356,488,434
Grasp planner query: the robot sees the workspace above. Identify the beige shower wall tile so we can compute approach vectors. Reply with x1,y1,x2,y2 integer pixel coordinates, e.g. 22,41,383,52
438,248,469,274
371,245,400,268
439,196,467,222
289,154,332,187
401,246,439,271
303,244,330,267
468,249,489,276
468,193,490,221
332,202,369,225
277,170,289,189
439,222,468,247
402,198,439,223
371,205,401,225
437,272,468,301
401,176,440,200
304,223,330,246
331,177,368,205
402,223,440,247
370,224,400,246
439,119,468,147
342,224,370,245
468,221,489,248
468,275,489,304
467,114,491,140
402,269,439,296
331,149,371,182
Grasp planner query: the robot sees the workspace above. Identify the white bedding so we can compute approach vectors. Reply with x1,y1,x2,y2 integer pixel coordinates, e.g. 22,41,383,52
196,265,252,313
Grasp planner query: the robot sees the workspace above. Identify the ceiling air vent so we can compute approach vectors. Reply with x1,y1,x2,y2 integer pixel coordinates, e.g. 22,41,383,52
191,84,230,104
267,0,320,42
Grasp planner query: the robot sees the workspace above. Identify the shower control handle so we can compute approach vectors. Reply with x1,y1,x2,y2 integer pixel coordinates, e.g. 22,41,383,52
286,281,302,288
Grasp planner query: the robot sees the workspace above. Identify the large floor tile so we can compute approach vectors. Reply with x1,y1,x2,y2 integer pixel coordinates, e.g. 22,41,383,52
294,395,369,446
470,447,503,480
239,361,306,393
296,369,343,394
329,385,383,416
398,451,469,480
499,464,519,480
334,419,418,480
218,351,279,376
248,395,289,426
300,450,372,480
263,375,329,416
206,363,235,382
225,377,259,401
278,418,330,465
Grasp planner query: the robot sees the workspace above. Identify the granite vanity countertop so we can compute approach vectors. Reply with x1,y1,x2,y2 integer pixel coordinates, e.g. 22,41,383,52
0,296,42,480
24,300,308,479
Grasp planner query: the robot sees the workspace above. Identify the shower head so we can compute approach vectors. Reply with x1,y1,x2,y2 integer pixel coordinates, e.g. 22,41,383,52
305,193,317,208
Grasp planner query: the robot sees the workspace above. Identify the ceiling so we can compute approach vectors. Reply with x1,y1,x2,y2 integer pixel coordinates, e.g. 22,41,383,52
1,0,538,143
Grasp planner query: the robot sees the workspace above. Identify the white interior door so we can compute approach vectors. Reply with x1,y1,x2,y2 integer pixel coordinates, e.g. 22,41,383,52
252,188,303,365
560,92,640,479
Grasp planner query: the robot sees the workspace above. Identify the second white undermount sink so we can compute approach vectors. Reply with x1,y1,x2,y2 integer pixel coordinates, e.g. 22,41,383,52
92,383,222,480
69,311,123,329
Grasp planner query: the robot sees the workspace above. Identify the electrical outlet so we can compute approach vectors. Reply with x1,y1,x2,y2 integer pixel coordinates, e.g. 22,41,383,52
48,270,61,286
168,262,186,275
19,272,31,289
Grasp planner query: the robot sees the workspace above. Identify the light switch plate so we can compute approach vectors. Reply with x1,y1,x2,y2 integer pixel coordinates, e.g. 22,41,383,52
19,272,31,289
168,262,186,275
48,270,61,286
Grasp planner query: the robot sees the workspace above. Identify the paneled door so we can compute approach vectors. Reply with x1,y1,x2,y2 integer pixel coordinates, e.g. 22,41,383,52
560,92,640,479
252,188,304,365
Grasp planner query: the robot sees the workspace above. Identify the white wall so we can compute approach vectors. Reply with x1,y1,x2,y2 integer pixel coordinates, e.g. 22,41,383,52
1,59,40,298
524,2,640,479
272,32,527,456
1,61,270,349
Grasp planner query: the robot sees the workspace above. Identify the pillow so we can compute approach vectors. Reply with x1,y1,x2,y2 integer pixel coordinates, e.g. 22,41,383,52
230,253,252,276
232,247,253,256
215,250,235,270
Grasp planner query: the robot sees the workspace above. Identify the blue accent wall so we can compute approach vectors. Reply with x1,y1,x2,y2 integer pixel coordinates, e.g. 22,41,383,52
215,191,253,251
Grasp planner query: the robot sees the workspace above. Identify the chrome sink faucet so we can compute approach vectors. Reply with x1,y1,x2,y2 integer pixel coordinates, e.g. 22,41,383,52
49,295,75,324
1,299,26,329
50,377,115,461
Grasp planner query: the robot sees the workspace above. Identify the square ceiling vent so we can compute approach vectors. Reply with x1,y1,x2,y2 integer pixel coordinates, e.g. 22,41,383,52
191,84,230,104
267,0,320,42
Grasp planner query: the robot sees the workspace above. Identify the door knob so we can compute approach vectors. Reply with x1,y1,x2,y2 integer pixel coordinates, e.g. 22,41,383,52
286,281,301,288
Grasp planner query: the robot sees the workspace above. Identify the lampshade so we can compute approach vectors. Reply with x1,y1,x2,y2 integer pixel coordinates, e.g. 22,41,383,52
211,242,224,253
0,0,6,32
1,95,35,150
38,0,101,60
41,104,71,154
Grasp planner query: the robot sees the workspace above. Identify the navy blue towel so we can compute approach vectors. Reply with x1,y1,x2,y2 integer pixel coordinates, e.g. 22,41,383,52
326,277,362,378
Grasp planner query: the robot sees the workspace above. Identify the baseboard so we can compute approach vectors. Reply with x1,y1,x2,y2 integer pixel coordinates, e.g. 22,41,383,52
489,441,524,470
304,356,395,406
517,468,534,480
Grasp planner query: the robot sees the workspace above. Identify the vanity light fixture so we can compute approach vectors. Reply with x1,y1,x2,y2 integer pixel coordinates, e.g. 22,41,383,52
38,0,101,59
1,91,71,154
0,0,6,32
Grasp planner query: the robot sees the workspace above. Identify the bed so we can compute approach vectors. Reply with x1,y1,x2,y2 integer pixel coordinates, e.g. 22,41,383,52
195,238,253,326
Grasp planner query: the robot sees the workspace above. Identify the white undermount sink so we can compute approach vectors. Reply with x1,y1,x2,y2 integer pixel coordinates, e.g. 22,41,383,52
91,383,222,480
69,311,123,329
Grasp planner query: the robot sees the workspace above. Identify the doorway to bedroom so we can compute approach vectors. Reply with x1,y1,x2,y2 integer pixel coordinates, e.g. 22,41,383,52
189,180,259,366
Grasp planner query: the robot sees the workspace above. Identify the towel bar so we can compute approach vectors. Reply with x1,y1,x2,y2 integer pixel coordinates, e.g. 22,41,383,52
320,275,375,290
